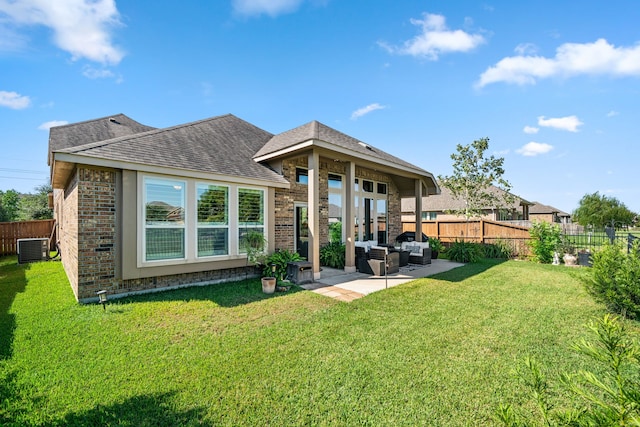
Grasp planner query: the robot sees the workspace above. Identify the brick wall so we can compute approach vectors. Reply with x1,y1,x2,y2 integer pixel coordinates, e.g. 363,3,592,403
57,165,254,302
273,156,401,250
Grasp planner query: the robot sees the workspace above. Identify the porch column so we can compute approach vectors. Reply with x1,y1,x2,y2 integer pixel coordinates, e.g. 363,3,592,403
308,150,321,280
415,179,423,242
344,161,356,273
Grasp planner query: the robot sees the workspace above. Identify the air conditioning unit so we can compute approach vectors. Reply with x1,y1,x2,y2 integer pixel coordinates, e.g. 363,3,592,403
17,238,49,264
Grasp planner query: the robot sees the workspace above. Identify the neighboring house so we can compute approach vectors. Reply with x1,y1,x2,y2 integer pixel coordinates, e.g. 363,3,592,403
401,184,532,223
49,113,439,302
528,202,571,224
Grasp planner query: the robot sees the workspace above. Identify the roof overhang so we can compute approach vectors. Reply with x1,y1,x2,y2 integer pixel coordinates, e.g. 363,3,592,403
51,152,291,190
254,138,440,197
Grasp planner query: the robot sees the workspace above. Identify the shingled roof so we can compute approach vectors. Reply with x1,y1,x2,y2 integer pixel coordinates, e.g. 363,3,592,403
529,202,570,217
402,184,531,213
54,114,288,185
48,113,155,165
254,120,431,175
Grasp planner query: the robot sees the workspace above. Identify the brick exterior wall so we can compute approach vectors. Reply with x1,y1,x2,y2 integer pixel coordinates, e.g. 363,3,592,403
57,166,254,302
274,156,402,250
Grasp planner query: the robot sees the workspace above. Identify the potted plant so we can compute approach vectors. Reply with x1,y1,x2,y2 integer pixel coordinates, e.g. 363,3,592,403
578,249,592,267
241,230,275,293
560,240,577,266
263,249,302,292
261,264,277,294
428,237,444,260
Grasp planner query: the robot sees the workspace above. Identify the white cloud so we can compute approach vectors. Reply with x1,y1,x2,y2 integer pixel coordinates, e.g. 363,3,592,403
606,110,619,117
351,103,386,120
538,115,583,132
379,12,485,60
82,65,115,79
0,90,31,109
476,38,640,87
0,0,124,65
516,142,554,157
232,0,304,17
523,125,539,134
514,43,537,56
38,120,68,130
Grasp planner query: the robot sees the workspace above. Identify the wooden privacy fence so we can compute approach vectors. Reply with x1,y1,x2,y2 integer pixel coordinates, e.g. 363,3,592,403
402,219,532,257
0,219,56,256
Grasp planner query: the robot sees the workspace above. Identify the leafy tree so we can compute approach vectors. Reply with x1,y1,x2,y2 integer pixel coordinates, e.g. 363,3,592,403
528,221,562,264
572,191,636,228
0,189,20,222
18,184,53,221
438,137,514,236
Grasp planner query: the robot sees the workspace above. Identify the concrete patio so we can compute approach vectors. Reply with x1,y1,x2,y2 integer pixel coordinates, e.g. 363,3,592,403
299,259,465,302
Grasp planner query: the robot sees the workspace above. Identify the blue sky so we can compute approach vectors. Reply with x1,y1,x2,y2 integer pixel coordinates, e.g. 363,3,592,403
1,0,639,214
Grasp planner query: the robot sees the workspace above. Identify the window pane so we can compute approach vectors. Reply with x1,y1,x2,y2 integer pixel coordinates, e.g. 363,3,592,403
328,174,342,189
146,228,184,260
198,228,228,257
377,183,387,194
145,178,185,224
363,180,373,193
239,227,264,253
239,189,264,226
296,168,308,184
197,184,228,225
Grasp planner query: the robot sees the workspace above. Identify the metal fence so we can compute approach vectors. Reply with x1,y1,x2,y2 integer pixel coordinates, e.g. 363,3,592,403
562,228,639,254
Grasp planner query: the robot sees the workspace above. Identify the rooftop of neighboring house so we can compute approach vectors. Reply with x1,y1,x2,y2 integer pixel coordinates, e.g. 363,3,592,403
401,184,532,213
529,201,571,217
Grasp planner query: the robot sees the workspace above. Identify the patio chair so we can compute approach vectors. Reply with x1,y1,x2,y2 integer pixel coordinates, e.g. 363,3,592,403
368,247,399,275
401,241,432,265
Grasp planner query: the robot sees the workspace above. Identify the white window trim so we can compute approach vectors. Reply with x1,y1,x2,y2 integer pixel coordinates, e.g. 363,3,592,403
195,182,230,260
137,173,268,268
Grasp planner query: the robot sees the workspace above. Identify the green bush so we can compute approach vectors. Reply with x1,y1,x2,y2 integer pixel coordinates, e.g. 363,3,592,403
428,237,444,253
263,249,302,281
447,240,482,263
482,240,513,259
497,314,640,426
583,241,640,319
320,241,345,269
528,221,561,264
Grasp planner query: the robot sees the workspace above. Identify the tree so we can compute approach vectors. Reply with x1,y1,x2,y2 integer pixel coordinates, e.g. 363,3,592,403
18,184,53,221
572,192,636,228
438,137,514,235
0,189,20,222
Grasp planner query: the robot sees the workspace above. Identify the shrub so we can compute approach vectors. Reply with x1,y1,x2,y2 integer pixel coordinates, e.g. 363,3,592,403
528,221,561,264
263,249,302,281
447,240,482,263
583,241,640,319
496,314,640,426
482,239,513,259
320,241,345,269
428,237,444,254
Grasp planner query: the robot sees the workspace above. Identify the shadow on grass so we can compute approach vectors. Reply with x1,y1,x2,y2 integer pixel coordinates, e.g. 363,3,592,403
115,278,305,308
427,258,508,283
0,257,27,360
51,392,211,427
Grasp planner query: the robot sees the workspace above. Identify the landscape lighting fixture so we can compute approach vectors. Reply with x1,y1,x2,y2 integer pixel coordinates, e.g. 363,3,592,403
96,290,108,310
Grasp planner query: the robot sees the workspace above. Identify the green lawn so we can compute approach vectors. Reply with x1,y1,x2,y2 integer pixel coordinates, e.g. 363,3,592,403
0,256,622,426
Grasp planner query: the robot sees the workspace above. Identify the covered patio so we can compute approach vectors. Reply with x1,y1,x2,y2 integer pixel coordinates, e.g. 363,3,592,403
300,259,465,301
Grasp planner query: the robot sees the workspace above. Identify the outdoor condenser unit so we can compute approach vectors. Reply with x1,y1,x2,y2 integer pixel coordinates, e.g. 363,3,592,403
17,238,49,264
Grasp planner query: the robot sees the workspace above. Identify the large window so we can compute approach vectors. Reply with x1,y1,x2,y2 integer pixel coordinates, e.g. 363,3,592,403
197,184,228,257
328,174,344,243
144,177,186,261
238,188,265,252
354,178,388,243
141,175,267,264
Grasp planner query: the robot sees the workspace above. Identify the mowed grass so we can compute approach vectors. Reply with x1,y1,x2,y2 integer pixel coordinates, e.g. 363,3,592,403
0,256,621,426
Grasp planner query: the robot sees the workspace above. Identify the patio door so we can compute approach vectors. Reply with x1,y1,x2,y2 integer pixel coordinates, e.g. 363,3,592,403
295,204,308,259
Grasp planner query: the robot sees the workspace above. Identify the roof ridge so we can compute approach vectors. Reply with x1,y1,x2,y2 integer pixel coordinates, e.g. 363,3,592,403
60,113,238,154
